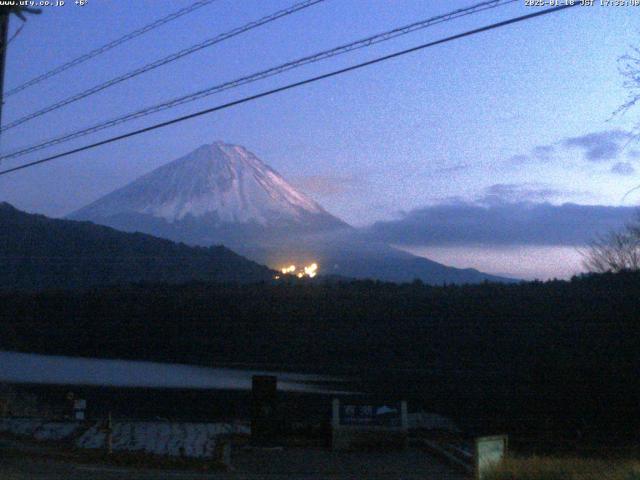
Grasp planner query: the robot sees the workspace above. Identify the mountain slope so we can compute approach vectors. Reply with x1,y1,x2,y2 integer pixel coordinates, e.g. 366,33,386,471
236,230,513,284
71,142,347,236
70,141,514,284
0,202,275,290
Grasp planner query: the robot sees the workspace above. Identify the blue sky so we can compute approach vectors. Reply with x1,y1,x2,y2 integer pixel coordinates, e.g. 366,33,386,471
1,0,639,279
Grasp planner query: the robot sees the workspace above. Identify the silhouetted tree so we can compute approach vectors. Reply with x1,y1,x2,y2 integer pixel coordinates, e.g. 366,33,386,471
582,213,640,273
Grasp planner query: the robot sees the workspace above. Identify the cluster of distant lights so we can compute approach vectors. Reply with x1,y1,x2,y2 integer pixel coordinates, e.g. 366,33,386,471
274,263,318,279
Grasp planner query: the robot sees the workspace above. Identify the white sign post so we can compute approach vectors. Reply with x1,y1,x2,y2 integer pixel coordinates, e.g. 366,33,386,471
475,435,508,480
73,399,86,421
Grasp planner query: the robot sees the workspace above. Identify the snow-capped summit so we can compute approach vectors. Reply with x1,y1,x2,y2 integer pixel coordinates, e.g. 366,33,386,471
71,141,342,229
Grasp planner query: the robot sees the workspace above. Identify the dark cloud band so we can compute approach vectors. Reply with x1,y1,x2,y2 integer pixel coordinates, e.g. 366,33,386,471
510,129,636,165
563,130,632,162
365,202,637,247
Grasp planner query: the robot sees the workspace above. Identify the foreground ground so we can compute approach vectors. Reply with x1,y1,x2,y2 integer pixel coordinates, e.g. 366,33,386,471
0,442,467,479
484,456,640,480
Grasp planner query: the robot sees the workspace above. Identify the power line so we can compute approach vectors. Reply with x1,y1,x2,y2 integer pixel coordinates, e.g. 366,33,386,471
621,183,640,203
5,22,24,48
1,0,517,161
0,4,579,178
0,0,325,133
0,21,25,67
4,0,219,98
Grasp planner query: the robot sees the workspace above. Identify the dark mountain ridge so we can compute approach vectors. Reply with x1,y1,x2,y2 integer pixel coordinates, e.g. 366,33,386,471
0,202,274,290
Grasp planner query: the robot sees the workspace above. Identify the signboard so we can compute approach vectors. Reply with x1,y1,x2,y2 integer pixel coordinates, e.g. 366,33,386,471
475,435,508,480
339,403,402,427
332,399,408,451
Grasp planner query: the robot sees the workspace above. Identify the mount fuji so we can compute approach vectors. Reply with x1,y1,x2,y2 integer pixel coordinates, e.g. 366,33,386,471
71,142,346,238
70,142,512,284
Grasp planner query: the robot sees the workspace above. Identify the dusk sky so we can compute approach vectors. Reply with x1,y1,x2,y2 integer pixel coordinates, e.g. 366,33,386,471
1,0,639,280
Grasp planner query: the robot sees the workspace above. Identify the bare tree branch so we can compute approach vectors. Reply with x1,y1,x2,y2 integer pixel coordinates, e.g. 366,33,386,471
614,46,640,118
582,212,640,273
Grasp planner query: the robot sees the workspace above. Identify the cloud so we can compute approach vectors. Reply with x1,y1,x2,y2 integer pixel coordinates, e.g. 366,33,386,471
611,162,635,176
434,163,469,174
478,183,572,205
291,174,361,196
509,147,556,164
364,201,636,247
510,129,635,165
532,145,556,161
563,130,632,161
509,154,530,164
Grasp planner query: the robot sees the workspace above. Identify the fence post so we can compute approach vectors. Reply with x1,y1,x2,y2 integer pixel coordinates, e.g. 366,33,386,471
106,412,113,455
332,399,340,429
220,441,232,470
400,401,408,430
251,375,278,446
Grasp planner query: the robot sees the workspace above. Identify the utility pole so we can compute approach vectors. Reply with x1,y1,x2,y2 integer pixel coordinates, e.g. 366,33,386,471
0,9,10,128
0,6,40,140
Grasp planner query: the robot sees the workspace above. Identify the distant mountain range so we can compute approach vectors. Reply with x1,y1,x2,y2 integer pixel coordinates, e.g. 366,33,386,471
0,202,274,290
70,141,513,285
